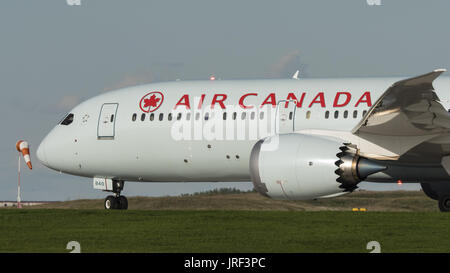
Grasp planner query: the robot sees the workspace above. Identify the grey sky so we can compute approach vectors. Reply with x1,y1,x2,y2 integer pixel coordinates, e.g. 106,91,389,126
2,0,447,200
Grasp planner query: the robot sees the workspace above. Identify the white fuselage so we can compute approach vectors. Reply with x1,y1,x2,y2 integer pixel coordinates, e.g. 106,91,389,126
36,77,450,183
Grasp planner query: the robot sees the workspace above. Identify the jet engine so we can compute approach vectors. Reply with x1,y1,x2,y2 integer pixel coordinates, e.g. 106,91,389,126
249,133,386,200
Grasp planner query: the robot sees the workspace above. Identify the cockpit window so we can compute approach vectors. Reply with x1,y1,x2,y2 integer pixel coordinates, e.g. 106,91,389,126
60,113,74,125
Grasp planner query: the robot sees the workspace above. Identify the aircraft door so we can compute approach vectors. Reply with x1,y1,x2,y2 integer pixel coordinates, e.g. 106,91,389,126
97,103,119,139
275,100,296,134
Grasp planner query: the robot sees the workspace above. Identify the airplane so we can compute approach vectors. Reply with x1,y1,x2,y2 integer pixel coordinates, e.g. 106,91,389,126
36,69,450,211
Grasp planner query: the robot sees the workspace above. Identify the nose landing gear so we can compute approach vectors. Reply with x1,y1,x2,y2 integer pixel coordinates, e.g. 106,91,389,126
104,180,128,210
104,195,128,210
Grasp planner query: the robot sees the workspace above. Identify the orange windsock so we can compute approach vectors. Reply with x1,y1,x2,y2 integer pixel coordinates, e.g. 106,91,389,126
16,140,32,170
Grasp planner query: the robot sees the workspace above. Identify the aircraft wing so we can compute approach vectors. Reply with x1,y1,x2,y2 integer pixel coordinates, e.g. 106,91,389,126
351,69,450,163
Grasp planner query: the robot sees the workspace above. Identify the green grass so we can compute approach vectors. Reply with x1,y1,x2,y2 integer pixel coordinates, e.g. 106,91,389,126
31,191,440,211
1,209,450,253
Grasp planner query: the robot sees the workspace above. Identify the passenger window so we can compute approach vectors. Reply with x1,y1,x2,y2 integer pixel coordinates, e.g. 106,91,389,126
353,110,357,118
251,112,255,120
205,112,209,121
61,113,74,125
150,113,154,121
306,111,311,119
260,112,264,120
325,111,329,119
223,112,227,120
363,110,368,117
168,113,172,121
195,113,200,120
141,113,146,121
233,112,237,120
110,114,114,122
186,113,191,120
288,112,293,120
159,113,164,121
334,111,339,119
241,112,246,120
344,110,348,119
132,113,137,122
177,113,182,120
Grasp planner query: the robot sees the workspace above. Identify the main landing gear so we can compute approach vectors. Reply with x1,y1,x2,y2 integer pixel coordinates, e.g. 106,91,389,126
104,180,128,210
421,182,450,212
438,195,450,212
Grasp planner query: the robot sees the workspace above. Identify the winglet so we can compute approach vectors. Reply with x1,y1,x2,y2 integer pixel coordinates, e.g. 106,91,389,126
292,70,300,80
351,69,447,135
400,69,447,87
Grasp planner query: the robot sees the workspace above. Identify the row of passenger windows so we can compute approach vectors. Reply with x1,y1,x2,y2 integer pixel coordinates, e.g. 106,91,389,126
325,110,368,119
131,110,368,122
132,112,267,122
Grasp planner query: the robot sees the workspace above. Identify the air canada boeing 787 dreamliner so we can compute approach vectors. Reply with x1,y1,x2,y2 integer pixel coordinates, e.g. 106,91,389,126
37,69,450,211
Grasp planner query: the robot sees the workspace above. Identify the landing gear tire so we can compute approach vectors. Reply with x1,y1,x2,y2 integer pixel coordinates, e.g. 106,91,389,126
103,180,128,210
438,195,450,212
105,195,119,210
104,195,128,210
118,196,128,210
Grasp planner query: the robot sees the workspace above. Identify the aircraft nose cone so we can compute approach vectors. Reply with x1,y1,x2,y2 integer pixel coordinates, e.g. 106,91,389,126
36,139,48,166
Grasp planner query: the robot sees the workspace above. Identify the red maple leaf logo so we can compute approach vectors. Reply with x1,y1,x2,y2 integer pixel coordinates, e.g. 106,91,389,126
143,95,160,108
140,92,164,112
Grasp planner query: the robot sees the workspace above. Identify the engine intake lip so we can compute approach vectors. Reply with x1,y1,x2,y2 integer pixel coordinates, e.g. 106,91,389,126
249,139,269,197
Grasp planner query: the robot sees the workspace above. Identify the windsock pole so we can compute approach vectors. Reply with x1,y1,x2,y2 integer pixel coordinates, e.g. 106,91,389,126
17,152,22,209
16,140,32,209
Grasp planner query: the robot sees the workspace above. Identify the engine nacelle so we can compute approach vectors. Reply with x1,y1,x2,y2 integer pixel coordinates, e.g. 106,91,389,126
249,133,386,200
